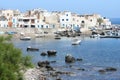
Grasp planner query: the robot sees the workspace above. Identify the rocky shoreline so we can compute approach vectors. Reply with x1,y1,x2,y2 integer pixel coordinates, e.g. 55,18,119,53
23,52,118,80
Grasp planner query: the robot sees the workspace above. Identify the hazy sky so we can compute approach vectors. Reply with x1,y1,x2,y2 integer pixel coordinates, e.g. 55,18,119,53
0,0,119,18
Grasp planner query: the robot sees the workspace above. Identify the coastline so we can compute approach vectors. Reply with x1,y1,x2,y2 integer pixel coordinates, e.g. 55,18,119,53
0,27,92,39
1,26,120,80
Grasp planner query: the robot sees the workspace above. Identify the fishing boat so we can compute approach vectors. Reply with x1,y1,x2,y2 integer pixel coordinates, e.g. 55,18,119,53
72,39,81,45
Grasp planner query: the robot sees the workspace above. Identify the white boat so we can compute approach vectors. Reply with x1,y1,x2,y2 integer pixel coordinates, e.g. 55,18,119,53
35,33,45,38
20,36,31,40
72,39,81,45
90,34,100,38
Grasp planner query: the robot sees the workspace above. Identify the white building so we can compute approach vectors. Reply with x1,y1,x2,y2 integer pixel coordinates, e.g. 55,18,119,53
0,16,8,27
59,11,72,28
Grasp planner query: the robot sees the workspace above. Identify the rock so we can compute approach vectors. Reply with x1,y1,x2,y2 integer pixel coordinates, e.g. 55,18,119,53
55,71,63,75
46,65,54,71
50,61,56,63
77,68,85,71
105,67,117,72
76,58,83,61
98,67,117,73
38,61,50,67
50,72,58,77
39,76,46,80
56,78,62,80
98,69,106,73
41,52,47,56
65,54,75,63
47,50,57,56
24,68,44,80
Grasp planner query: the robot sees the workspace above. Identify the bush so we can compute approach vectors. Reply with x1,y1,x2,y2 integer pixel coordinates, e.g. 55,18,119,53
0,36,33,80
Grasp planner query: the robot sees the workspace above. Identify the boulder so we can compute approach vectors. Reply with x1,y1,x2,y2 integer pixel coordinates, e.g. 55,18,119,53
46,65,54,71
47,50,57,56
105,67,117,72
98,69,106,73
41,52,47,56
65,54,75,63
38,61,50,67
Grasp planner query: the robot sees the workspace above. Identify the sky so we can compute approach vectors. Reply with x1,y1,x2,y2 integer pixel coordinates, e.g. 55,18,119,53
0,0,120,18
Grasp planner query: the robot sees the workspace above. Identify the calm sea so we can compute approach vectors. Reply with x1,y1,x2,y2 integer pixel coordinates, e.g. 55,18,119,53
11,17,120,80
13,36,120,80
110,18,120,24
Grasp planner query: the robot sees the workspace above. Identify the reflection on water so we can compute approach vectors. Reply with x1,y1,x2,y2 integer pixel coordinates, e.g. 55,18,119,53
13,37,120,80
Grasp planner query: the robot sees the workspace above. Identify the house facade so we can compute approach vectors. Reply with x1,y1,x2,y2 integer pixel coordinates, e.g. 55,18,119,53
0,9,111,30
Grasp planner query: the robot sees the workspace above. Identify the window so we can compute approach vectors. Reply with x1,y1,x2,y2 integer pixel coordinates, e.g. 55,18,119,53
31,19,35,23
63,24,65,26
46,26,48,28
24,25,28,28
41,25,43,28
81,20,85,23
66,19,69,21
66,14,68,16
31,25,35,28
62,19,64,21
7,13,9,16
13,19,15,23
53,25,55,28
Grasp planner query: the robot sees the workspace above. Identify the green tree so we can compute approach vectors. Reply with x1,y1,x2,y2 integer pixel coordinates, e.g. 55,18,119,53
97,18,103,26
0,36,33,80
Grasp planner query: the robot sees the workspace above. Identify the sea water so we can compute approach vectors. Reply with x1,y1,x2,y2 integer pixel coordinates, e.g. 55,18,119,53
12,18,120,80
13,36,120,80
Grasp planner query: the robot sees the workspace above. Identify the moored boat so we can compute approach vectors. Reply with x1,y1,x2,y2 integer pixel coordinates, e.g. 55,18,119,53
54,35,61,39
27,46,39,51
20,36,31,40
72,39,81,45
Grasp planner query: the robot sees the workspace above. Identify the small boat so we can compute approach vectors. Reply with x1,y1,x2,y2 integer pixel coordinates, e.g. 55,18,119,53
20,36,31,40
35,34,45,38
72,39,81,45
54,35,61,39
27,46,39,51
90,34,100,38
